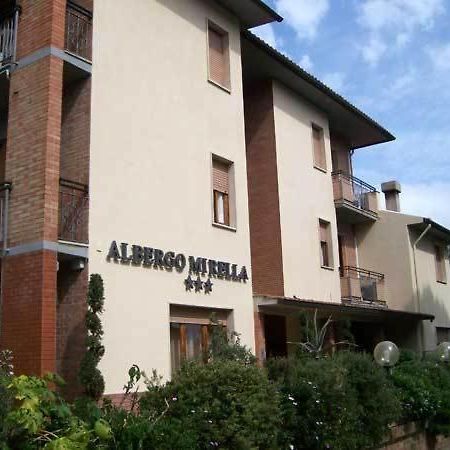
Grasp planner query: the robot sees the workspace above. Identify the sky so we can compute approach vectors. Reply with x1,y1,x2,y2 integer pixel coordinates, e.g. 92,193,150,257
252,0,450,227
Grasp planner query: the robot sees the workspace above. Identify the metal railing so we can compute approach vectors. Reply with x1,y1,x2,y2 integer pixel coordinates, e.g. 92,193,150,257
340,266,385,304
0,7,19,69
58,179,89,244
65,1,93,61
0,182,11,255
332,171,377,213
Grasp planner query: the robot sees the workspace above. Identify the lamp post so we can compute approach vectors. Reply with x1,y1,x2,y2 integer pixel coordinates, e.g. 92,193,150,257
374,341,400,373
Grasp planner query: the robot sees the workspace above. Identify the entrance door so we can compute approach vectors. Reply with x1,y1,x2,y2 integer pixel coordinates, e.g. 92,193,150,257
264,315,288,358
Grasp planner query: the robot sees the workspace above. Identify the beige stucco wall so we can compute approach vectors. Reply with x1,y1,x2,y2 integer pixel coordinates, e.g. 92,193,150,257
272,81,341,303
414,235,450,351
89,0,254,393
356,209,450,352
356,209,417,312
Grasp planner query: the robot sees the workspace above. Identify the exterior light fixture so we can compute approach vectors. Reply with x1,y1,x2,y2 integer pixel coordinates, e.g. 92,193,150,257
436,342,450,363
374,341,400,368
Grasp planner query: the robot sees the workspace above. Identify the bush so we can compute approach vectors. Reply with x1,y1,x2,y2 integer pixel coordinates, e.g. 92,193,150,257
140,360,282,449
79,274,106,401
0,373,112,449
392,357,450,436
0,350,14,443
267,352,400,450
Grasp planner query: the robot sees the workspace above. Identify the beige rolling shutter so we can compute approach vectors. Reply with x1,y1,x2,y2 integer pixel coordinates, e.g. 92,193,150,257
313,125,326,170
208,24,230,89
212,159,229,194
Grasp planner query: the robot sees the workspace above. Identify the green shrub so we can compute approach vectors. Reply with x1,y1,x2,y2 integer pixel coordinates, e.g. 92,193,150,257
208,319,256,365
337,352,401,448
267,352,400,450
0,350,14,443
392,358,450,436
140,360,282,449
79,274,106,401
0,373,111,449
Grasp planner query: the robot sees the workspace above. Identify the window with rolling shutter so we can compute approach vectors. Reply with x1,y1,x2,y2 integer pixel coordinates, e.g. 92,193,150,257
208,22,230,90
170,305,228,373
312,124,326,171
212,158,231,226
319,219,333,268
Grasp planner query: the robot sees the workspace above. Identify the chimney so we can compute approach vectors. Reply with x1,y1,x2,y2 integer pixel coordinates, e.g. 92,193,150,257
381,181,402,212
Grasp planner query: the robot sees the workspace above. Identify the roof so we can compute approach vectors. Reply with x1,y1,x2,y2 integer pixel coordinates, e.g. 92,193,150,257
213,0,283,28
241,31,395,149
409,218,450,245
255,295,434,322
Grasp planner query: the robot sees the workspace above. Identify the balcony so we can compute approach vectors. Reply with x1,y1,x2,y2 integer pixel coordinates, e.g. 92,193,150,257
64,1,93,62
340,266,385,306
332,171,378,223
58,179,88,245
0,6,19,71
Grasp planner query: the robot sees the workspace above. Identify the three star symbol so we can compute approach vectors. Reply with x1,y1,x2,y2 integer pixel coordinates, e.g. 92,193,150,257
184,275,214,294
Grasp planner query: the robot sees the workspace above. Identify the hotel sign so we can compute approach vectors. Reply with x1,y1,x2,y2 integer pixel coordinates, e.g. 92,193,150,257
107,241,249,294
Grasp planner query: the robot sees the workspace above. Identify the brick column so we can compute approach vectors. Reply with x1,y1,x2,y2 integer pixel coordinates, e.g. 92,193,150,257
0,0,66,376
254,312,266,364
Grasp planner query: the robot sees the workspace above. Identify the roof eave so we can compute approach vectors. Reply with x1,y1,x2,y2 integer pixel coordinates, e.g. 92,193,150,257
213,0,283,28
242,31,396,149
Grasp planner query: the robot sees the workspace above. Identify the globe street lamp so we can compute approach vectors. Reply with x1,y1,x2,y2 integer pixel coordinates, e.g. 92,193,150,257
374,341,400,370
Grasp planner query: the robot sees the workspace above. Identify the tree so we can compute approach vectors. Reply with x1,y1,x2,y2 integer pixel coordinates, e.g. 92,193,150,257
79,274,105,400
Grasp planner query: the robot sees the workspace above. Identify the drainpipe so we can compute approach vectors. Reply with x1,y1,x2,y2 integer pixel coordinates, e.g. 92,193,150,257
412,224,431,354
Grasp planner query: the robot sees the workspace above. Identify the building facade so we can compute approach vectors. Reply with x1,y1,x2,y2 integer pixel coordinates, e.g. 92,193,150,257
0,0,447,398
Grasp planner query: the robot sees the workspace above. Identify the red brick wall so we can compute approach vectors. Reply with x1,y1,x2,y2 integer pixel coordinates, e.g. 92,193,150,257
244,80,284,297
61,78,91,185
1,250,57,375
56,261,88,399
254,312,266,363
6,56,63,247
0,0,66,377
0,139,6,180
16,0,67,59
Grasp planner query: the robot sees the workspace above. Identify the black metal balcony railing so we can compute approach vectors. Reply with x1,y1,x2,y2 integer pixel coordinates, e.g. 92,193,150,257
59,179,89,244
0,7,19,69
332,171,378,213
65,1,93,61
340,266,385,304
0,182,11,255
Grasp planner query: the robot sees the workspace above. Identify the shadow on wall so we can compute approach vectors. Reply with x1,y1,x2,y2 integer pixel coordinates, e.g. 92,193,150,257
420,285,450,350
154,0,241,56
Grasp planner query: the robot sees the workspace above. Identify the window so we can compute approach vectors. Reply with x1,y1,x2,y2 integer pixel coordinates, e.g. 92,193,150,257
319,219,333,268
170,306,228,373
212,156,234,228
312,124,326,171
207,22,230,91
435,245,447,284
437,327,450,345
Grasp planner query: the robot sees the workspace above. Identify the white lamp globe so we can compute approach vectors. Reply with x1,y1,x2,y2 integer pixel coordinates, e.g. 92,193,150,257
437,342,450,363
374,341,400,368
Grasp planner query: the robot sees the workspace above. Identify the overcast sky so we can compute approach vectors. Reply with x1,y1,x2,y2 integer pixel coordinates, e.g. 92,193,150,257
253,0,450,227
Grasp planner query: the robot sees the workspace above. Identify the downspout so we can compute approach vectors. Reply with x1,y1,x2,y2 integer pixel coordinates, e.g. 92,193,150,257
412,224,431,354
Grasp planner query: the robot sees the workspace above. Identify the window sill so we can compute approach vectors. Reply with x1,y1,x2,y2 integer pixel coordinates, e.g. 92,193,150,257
321,265,334,271
208,78,231,94
314,165,327,174
212,222,237,232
